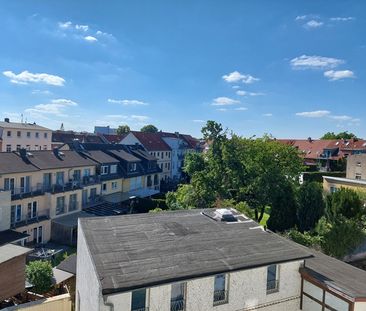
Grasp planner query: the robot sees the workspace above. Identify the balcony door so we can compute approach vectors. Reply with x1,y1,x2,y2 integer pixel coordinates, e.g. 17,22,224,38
171,282,186,311
20,176,31,193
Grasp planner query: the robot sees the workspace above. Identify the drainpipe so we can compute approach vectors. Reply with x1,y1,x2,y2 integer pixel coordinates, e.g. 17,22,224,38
104,296,114,311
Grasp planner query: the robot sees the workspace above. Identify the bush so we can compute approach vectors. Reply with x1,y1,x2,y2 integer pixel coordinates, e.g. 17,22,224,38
26,260,53,294
149,208,163,213
287,229,322,248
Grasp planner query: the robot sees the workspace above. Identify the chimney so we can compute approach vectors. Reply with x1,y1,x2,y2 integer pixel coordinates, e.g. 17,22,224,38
307,137,312,142
4,118,9,123
53,147,60,157
19,148,27,159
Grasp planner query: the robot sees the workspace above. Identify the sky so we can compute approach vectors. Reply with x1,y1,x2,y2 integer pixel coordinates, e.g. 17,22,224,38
0,0,365,138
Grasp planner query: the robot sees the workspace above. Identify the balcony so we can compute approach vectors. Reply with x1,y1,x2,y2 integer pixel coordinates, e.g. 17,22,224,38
10,186,45,200
213,290,228,306
171,299,185,311
81,175,101,186
11,209,50,229
266,280,279,294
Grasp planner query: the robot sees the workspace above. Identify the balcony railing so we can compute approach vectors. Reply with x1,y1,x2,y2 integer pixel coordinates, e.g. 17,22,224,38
11,209,50,228
266,280,279,294
213,290,228,306
171,299,185,311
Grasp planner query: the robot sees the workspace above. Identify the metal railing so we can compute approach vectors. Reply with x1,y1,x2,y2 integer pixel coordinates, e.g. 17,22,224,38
171,299,185,311
266,280,279,294
11,209,50,228
213,290,228,306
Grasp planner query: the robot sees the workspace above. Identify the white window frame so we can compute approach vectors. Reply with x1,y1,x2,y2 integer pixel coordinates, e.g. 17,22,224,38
101,165,108,175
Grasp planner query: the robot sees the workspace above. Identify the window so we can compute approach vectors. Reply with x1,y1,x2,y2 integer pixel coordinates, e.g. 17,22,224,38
157,152,160,157
35,145,38,150
83,168,91,177
110,164,117,174
171,282,186,311
147,176,152,187
56,172,65,186
266,264,279,294
168,163,170,170
27,132,31,138
154,174,158,186
6,145,11,152
357,162,362,167
11,204,22,224
213,274,228,306
356,173,362,180
17,131,21,137
7,130,11,137
129,163,137,172
4,178,15,193
56,196,65,215
35,132,39,138
101,165,108,175
102,183,107,191
73,169,81,181
111,181,118,190
69,194,78,211
44,132,48,138
27,201,37,219
161,152,164,159
43,145,47,150
39,146,42,150
26,145,30,150
16,145,21,151
131,288,147,311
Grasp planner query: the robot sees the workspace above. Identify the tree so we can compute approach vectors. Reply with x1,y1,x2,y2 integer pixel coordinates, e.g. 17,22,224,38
326,188,364,221
320,131,359,140
140,124,158,133
116,125,130,135
26,260,53,294
297,182,325,232
267,180,298,232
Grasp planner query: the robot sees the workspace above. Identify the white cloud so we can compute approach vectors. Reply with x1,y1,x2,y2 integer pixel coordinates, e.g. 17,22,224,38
25,99,77,117
295,15,308,21
222,71,259,84
131,115,149,122
31,89,52,95
108,98,149,106
192,119,205,123
330,17,355,22
58,21,72,29
324,70,355,81
249,92,265,96
75,24,89,31
290,55,344,70
232,85,241,89
329,115,353,121
295,110,331,118
236,90,247,96
212,97,240,106
235,107,248,111
3,70,65,86
305,20,323,29
84,36,98,42
216,108,227,112
263,113,273,117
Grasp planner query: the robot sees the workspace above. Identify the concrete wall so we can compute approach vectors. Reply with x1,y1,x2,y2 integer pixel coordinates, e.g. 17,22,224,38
76,221,104,311
101,260,303,311
354,302,366,311
0,190,11,231
4,293,71,311
346,154,366,179
323,177,366,193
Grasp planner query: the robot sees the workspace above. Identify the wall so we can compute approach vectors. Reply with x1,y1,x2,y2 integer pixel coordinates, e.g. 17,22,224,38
16,218,51,244
0,254,27,301
354,302,366,311
102,260,303,311
0,127,52,152
4,293,71,311
323,177,366,193
346,154,366,179
0,190,11,231
76,221,104,311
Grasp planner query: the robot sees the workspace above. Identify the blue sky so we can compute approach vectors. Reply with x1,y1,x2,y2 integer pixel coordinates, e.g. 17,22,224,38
0,0,365,138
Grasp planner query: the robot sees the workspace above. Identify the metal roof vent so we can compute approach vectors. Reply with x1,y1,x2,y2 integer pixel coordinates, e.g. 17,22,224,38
215,208,238,222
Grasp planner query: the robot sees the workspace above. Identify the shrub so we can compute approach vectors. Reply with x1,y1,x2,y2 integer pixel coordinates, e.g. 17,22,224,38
26,260,53,294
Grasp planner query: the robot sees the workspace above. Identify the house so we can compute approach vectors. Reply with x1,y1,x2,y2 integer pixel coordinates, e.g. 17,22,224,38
76,208,366,311
52,131,107,149
94,126,117,135
121,131,172,181
323,153,366,194
101,134,126,144
278,138,366,172
0,118,52,152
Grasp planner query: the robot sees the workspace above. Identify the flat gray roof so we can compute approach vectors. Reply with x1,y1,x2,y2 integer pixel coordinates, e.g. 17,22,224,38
0,244,32,264
323,175,366,186
80,209,312,295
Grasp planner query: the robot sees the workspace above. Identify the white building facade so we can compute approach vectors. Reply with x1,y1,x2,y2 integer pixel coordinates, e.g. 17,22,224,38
0,119,52,152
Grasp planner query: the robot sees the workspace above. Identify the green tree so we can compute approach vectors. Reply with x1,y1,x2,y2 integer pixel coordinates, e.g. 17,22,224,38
140,124,158,133
326,188,363,221
267,181,298,231
297,182,325,232
26,260,53,294
320,131,359,140
183,152,205,177
166,184,198,210
116,125,130,135
321,218,365,258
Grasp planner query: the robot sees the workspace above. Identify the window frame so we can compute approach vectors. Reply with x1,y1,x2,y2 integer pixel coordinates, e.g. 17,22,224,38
266,264,279,294
213,273,229,306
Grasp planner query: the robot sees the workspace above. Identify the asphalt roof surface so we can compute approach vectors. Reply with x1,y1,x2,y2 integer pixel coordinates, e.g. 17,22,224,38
80,209,312,295
0,152,39,174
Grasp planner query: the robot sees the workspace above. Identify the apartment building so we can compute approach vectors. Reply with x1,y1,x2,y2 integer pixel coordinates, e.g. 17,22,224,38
0,118,52,152
52,130,106,149
323,153,366,194
121,131,172,181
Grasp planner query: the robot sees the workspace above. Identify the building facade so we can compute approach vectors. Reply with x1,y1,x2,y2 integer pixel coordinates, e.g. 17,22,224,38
0,118,52,152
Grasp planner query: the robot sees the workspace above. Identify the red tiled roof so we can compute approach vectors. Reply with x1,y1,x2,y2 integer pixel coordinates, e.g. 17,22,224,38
102,134,126,144
131,131,171,151
158,132,199,149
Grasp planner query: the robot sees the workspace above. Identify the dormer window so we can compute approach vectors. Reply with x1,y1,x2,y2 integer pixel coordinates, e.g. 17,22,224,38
110,164,117,174
101,165,108,175
129,163,137,172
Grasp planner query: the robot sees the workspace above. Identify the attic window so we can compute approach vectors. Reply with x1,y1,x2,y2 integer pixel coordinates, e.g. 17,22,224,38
59,151,65,157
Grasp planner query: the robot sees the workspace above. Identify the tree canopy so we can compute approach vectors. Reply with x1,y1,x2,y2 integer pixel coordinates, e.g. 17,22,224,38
320,131,359,140
26,260,53,294
140,124,158,133
116,125,130,135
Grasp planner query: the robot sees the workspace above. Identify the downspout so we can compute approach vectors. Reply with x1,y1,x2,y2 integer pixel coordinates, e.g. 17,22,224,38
104,296,114,311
